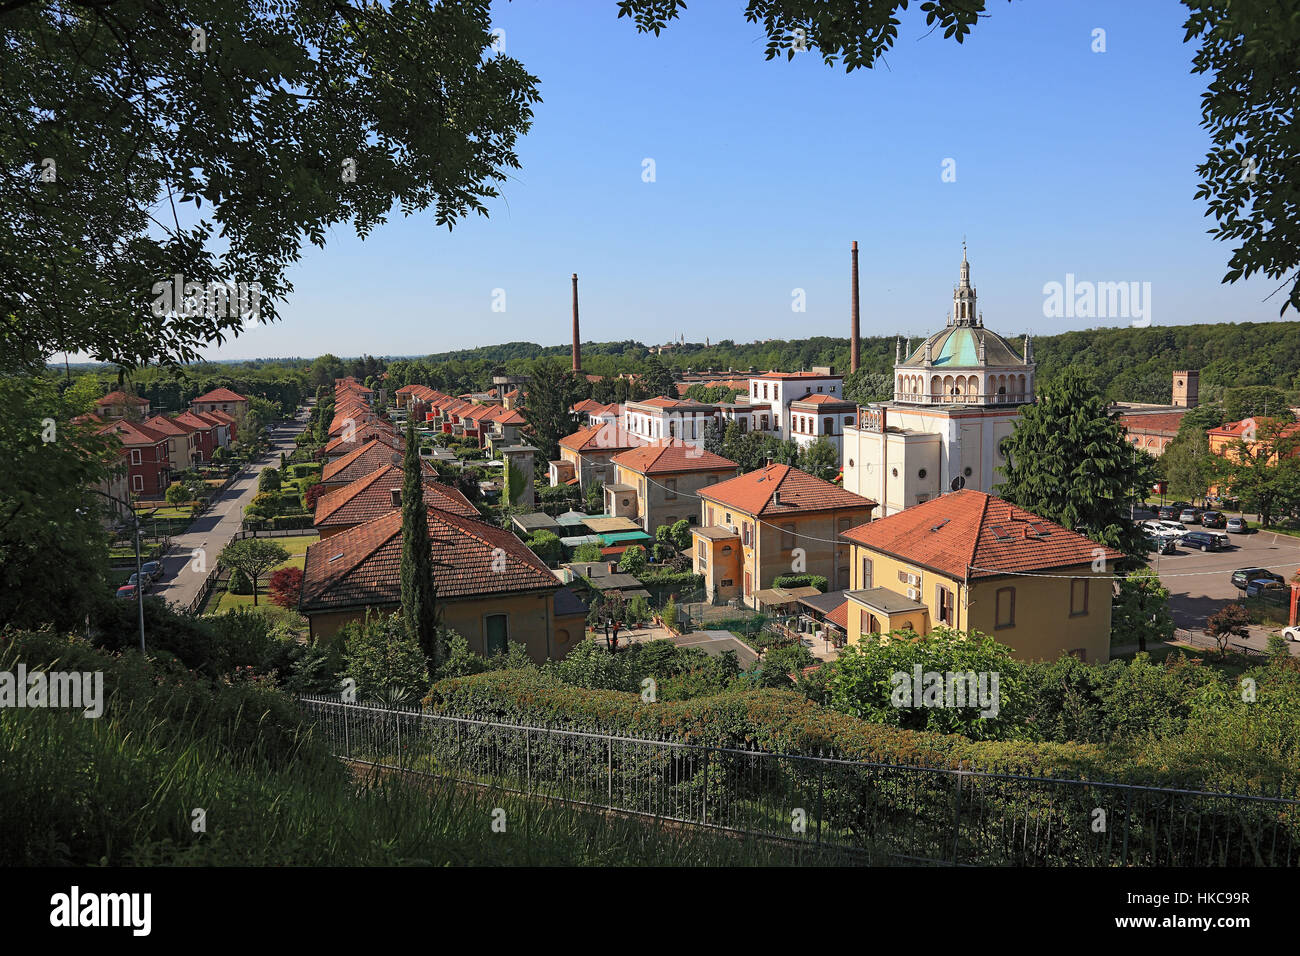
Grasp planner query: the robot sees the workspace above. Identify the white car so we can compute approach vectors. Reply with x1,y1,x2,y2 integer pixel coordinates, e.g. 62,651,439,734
1283,626,1300,643
1142,519,1186,537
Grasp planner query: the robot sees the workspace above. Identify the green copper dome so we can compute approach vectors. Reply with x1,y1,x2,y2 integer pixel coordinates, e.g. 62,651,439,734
899,324,1025,369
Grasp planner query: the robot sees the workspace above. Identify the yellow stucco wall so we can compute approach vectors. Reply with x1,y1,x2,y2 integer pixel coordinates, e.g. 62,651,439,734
306,590,574,663
616,463,737,533
846,543,1111,662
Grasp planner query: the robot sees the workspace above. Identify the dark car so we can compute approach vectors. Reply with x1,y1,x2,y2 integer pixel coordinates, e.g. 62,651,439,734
140,560,164,581
1232,568,1285,590
1226,516,1250,533
1145,532,1178,555
1129,507,1158,522
1245,580,1289,602
1200,511,1226,529
1157,505,1181,520
1182,531,1230,552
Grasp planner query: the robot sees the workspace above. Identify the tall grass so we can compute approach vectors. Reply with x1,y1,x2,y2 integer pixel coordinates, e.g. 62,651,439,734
0,634,856,866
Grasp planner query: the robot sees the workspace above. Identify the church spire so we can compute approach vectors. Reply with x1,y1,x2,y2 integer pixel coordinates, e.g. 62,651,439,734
953,242,976,326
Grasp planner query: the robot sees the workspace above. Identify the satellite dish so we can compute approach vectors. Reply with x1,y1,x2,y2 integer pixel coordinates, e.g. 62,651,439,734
951,475,965,491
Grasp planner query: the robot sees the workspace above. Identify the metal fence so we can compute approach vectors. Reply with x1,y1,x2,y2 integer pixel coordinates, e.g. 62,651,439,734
296,695,1300,867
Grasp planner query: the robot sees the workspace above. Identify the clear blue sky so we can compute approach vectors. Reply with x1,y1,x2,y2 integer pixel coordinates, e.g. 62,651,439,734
205,0,1282,361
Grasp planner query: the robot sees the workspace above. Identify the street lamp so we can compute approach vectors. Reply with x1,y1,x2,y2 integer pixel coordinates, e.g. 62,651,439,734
88,488,146,654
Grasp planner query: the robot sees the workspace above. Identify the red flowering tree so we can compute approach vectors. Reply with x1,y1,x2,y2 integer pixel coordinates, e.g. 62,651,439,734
268,566,304,608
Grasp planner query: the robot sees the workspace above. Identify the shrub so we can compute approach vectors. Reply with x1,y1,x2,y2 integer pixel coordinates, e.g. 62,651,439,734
259,469,282,492
618,545,647,576
227,568,253,595
572,542,604,563
341,611,430,704
268,567,304,608
772,573,828,593
526,530,564,566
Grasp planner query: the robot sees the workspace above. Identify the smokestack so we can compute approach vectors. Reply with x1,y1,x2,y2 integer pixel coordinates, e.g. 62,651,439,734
571,273,581,373
850,241,861,373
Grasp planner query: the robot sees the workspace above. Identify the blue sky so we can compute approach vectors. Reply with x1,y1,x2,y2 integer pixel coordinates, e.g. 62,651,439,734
205,0,1282,360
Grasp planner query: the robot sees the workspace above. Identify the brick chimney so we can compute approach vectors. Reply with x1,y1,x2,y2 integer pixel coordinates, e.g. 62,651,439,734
850,241,861,373
571,273,581,373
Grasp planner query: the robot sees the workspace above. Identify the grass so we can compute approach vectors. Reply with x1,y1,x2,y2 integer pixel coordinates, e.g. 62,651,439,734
0,635,849,867
212,534,317,613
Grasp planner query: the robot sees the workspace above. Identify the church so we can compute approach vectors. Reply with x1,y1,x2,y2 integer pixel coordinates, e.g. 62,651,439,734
842,247,1035,517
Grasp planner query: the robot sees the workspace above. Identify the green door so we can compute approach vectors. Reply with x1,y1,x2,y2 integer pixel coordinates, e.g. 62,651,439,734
485,614,508,655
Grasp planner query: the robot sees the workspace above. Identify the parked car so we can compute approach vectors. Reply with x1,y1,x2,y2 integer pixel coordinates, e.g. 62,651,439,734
1231,568,1284,590
1157,505,1181,520
1226,516,1250,533
1178,508,1202,524
1142,519,1186,536
1182,531,1230,552
1129,507,1158,522
126,572,151,592
1200,511,1226,529
140,560,164,582
1245,579,1288,602
1283,625,1300,643
1144,532,1178,555
115,583,138,599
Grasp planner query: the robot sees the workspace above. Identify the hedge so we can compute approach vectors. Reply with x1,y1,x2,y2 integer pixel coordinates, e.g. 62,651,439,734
773,574,828,593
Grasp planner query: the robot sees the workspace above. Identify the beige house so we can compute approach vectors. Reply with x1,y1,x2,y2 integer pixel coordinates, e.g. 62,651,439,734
555,422,644,490
693,464,877,607
608,440,738,534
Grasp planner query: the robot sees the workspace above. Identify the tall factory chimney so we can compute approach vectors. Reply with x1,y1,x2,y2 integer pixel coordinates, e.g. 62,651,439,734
571,273,581,373
850,241,861,373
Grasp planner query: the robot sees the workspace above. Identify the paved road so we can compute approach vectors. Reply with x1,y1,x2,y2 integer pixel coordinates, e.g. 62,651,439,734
1148,527,1300,654
151,408,311,610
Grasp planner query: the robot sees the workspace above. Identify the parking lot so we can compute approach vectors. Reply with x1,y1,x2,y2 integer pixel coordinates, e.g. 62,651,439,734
1146,528,1300,647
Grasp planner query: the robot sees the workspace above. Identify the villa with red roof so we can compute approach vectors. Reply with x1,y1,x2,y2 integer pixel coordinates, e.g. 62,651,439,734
190,387,249,425
553,422,646,490
312,463,478,538
839,489,1122,662
693,463,876,606
608,440,739,533
96,419,172,497
299,503,587,661
94,390,151,421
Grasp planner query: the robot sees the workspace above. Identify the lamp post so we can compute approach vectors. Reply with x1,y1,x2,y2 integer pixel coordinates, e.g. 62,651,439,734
89,488,146,654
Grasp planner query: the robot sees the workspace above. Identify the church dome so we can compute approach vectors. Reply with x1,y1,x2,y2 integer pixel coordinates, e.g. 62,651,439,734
899,324,1024,369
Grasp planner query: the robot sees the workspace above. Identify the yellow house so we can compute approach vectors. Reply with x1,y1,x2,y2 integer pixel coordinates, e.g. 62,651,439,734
693,463,876,607
555,422,644,490
839,489,1123,662
300,505,587,662
609,439,738,534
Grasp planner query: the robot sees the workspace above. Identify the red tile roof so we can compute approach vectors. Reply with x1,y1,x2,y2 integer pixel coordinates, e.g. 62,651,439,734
322,438,432,484
324,426,401,457
1120,411,1186,437
700,464,876,517
840,489,1124,579
611,440,738,475
751,371,844,381
142,415,187,437
96,390,150,406
824,599,849,630
171,410,220,432
95,419,168,446
192,387,248,404
791,393,856,407
559,423,646,453
314,464,479,528
300,506,559,613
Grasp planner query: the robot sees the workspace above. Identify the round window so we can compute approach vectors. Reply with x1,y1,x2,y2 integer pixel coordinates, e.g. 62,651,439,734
891,467,898,478
848,459,854,468
964,466,973,477
918,468,927,479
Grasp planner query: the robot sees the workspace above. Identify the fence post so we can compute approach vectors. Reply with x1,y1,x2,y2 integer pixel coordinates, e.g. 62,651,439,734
702,749,709,826
950,761,964,864
526,728,532,793
343,702,351,759
816,759,824,846
395,708,402,768
607,737,614,808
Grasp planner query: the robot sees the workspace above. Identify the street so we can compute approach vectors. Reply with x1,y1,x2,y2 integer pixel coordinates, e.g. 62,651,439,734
151,408,311,610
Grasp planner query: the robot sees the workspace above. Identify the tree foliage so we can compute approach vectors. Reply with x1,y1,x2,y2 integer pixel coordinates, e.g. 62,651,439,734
218,538,290,606
400,419,439,678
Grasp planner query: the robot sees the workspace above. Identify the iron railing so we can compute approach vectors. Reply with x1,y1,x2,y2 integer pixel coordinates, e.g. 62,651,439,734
296,696,1300,867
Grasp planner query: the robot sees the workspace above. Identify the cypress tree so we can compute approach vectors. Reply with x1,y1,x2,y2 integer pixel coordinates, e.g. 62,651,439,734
400,419,439,678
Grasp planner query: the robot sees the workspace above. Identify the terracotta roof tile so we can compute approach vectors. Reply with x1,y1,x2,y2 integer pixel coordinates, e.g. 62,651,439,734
611,439,738,475
96,390,150,406
301,506,558,613
839,489,1124,579
192,387,247,403
700,464,876,517
322,438,433,484
314,464,479,528
324,425,401,457
559,423,646,453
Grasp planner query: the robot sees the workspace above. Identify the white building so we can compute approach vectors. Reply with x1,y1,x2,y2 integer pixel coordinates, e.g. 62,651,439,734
842,247,1035,516
746,369,845,440
623,397,716,448
790,394,858,453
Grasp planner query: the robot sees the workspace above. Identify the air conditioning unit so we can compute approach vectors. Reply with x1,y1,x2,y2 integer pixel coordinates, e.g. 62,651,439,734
906,587,921,601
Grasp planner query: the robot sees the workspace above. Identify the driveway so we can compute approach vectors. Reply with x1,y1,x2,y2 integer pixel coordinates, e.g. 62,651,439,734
151,409,311,610
1148,528,1300,653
